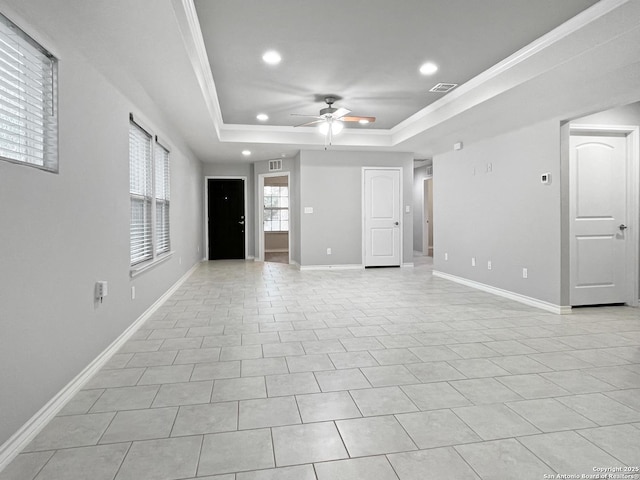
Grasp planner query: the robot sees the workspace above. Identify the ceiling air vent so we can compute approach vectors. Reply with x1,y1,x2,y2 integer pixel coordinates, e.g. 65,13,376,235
269,159,282,172
429,83,458,93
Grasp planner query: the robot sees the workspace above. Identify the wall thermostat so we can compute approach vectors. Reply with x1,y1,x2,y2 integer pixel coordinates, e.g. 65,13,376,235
541,173,551,184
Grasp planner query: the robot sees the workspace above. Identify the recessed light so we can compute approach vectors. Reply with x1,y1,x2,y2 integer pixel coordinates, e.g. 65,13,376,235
419,62,438,75
242,150,251,156
256,113,269,121
358,119,370,124
262,50,281,65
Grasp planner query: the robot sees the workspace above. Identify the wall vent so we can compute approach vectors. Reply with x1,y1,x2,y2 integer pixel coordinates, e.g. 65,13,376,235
269,159,282,171
429,83,458,93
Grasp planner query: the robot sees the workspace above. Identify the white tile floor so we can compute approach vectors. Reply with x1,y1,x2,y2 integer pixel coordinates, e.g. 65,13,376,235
2,260,640,480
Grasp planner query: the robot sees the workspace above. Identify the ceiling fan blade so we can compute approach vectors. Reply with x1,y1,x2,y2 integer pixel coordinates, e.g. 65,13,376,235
341,116,376,123
290,114,324,119
294,119,324,127
332,107,351,119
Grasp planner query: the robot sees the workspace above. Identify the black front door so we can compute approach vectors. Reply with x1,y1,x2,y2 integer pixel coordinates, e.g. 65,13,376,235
208,179,245,260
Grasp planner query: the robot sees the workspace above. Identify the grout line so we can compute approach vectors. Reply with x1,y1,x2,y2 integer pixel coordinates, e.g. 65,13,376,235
512,436,558,474
450,444,485,480
94,411,118,446
110,441,134,480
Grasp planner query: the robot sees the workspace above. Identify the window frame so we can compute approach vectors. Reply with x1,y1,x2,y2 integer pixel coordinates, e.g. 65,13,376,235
0,13,58,172
263,184,289,233
129,114,172,276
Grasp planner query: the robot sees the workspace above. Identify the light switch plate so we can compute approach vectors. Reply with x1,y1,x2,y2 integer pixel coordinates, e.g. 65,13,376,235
304,207,313,214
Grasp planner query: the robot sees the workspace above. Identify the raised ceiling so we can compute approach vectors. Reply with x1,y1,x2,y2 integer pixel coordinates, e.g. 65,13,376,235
195,0,599,129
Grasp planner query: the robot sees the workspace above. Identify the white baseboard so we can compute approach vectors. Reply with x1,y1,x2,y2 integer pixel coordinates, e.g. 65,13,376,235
402,263,414,268
265,248,289,253
0,262,201,473
432,270,571,315
299,264,364,271
246,256,255,261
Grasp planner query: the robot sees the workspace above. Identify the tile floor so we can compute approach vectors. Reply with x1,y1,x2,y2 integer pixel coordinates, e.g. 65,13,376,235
2,260,640,480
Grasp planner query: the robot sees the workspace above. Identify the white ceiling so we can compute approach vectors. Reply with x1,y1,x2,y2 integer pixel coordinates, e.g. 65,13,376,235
195,0,598,129
1,0,640,163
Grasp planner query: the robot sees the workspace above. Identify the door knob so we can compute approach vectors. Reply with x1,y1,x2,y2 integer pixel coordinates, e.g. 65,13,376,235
619,224,627,231
238,221,245,225
394,221,399,226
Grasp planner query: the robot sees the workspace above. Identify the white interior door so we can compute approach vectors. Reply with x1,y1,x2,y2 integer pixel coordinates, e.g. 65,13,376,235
364,168,401,266
570,132,628,305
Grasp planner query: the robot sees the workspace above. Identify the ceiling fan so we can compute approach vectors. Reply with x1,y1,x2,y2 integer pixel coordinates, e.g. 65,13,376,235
292,96,376,145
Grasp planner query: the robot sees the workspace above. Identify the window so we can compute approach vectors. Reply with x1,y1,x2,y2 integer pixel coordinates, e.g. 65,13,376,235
154,142,170,255
264,185,289,232
0,13,58,171
129,115,171,267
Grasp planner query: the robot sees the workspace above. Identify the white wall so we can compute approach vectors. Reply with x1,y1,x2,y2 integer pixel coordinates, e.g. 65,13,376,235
433,120,563,305
265,233,289,251
571,102,640,127
299,150,414,267
0,24,203,445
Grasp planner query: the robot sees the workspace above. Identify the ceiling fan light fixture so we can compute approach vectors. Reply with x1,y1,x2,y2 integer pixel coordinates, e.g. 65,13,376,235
419,62,438,75
318,121,330,135
262,50,281,65
318,120,343,136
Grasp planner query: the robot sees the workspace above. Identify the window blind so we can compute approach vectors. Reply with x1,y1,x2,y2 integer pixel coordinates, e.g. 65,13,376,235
0,13,57,171
154,141,170,254
129,120,152,265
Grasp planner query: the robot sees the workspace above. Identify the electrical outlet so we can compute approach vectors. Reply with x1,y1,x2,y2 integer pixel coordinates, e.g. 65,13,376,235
487,163,493,173
444,252,448,261
131,286,136,300
327,248,332,255
487,260,492,270
179,257,182,265
522,267,528,279
471,257,476,267
95,281,108,303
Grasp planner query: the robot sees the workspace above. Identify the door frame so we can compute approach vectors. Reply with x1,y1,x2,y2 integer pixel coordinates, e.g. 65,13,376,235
204,176,248,261
361,166,404,267
257,171,291,263
568,124,639,306
423,176,433,256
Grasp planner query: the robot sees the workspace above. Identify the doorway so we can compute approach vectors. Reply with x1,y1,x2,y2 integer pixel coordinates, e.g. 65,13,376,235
424,177,434,256
207,178,246,260
363,167,402,267
569,125,639,306
258,173,290,264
